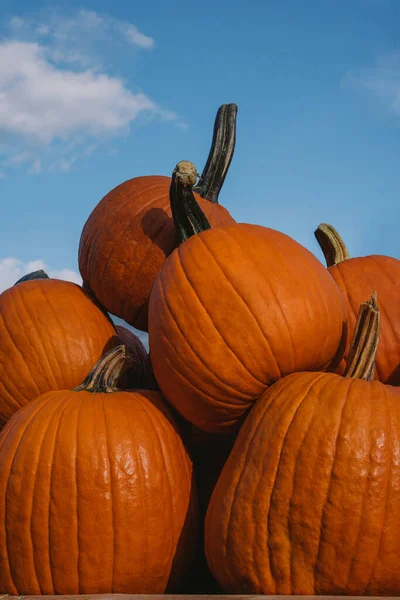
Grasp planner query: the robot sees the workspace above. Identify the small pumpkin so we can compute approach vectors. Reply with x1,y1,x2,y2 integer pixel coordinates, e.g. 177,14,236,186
0,345,197,595
79,104,237,332
148,163,347,433
205,294,400,595
315,223,400,384
0,270,118,429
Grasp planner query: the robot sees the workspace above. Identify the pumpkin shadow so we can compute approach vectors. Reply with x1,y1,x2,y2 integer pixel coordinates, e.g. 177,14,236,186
165,470,199,593
141,208,178,256
386,363,400,386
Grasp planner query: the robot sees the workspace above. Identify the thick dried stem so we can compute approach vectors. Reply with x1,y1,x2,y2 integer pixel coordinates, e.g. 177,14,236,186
314,223,350,267
14,270,50,285
170,161,211,243
73,345,133,393
344,292,380,381
194,103,237,204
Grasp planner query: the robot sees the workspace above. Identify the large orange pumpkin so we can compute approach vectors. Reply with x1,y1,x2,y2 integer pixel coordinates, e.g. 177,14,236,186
315,223,400,384
78,104,237,332
0,345,197,595
205,294,400,595
148,163,347,433
0,271,118,429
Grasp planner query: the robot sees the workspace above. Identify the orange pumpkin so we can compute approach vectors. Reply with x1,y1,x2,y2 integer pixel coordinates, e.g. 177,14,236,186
315,223,400,384
0,271,118,429
79,104,237,332
148,163,347,433
0,345,197,595
205,294,400,595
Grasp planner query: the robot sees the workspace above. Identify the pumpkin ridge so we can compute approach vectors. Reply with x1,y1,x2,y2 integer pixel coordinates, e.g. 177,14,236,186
225,226,297,375
0,404,39,593
120,202,178,322
33,283,73,386
101,396,115,592
363,382,392,592
0,311,28,415
3,394,61,594
285,373,340,593
74,395,84,592
176,241,268,388
196,232,282,383
266,373,328,593
158,264,256,401
1,292,44,400
313,376,356,591
48,395,74,594
96,186,174,321
81,179,167,270
138,397,175,585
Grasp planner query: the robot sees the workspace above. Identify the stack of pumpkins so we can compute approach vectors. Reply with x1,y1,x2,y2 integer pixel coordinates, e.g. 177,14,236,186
1,103,400,596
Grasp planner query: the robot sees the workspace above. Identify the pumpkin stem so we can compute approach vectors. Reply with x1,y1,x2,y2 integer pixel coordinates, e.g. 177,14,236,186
170,160,211,243
344,292,380,381
314,223,351,267
73,345,134,393
14,270,50,285
193,103,237,204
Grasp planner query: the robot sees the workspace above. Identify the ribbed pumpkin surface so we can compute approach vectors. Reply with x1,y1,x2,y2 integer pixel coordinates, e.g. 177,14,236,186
79,175,235,331
0,388,196,594
205,371,400,595
0,279,117,428
149,223,347,432
327,255,400,384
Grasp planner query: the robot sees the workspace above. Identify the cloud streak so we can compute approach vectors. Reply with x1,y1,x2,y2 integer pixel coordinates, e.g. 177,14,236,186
343,53,400,117
0,8,176,174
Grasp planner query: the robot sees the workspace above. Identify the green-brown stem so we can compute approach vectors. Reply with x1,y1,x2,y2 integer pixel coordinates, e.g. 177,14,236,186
194,103,237,204
314,223,350,267
73,345,133,393
170,161,211,243
344,292,380,381
14,270,50,285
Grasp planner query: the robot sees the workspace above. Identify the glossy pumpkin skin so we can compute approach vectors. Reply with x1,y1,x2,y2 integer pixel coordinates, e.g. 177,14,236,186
205,371,400,595
79,176,235,332
0,279,118,428
0,387,197,595
326,255,400,384
149,223,347,433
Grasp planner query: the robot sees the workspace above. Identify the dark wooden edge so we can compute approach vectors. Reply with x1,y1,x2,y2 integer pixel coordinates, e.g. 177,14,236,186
1,595,399,600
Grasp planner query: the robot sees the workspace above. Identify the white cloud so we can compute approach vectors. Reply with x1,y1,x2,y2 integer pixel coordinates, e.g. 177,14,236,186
0,41,155,143
0,8,176,175
343,53,400,117
0,258,82,294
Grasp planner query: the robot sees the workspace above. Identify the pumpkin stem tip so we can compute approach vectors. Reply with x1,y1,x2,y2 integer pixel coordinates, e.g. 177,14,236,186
174,161,199,187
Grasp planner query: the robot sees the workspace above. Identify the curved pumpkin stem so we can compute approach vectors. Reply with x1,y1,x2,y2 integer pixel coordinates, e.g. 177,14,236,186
314,223,350,267
344,292,380,381
170,160,211,243
73,345,133,393
194,103,237,204
14,270,50,285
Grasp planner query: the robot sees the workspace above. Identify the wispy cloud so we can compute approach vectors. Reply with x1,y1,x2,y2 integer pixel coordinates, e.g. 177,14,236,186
0,257,82,294
0,8,176,175
343,53,400,117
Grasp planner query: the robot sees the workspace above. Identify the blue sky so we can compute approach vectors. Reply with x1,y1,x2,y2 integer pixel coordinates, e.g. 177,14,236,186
1,0,399,303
